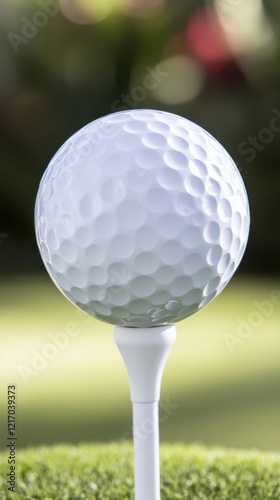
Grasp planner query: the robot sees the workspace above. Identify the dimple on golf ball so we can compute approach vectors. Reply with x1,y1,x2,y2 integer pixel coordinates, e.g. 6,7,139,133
35,109,250,327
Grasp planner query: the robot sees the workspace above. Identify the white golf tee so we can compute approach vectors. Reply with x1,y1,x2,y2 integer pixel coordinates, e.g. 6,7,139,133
114,325,176,500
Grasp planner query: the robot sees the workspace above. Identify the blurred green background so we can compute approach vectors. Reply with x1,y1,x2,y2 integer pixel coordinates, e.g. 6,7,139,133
0,0,280,452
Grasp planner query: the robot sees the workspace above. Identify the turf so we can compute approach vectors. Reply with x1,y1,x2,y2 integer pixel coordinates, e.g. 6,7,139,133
1,443,280,499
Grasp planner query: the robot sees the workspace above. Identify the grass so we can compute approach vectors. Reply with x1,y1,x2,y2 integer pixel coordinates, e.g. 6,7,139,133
1,443,280,499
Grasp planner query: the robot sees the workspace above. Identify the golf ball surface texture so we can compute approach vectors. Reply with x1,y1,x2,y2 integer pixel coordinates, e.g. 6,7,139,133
35,110,250,327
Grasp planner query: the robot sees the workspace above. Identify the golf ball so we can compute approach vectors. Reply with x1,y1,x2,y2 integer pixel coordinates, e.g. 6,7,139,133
35,109,250,327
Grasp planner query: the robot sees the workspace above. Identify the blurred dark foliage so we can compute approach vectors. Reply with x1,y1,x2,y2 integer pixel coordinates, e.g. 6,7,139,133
0,0,279,275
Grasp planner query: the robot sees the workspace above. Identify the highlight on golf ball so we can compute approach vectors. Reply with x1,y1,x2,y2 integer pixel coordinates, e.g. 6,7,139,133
35,109,250,327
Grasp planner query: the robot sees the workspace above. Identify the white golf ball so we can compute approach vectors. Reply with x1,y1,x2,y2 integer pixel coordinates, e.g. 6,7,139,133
35,109,250,327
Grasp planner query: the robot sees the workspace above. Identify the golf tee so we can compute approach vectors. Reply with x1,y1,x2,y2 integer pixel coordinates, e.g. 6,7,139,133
114,325,176,500
133,401,160,500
